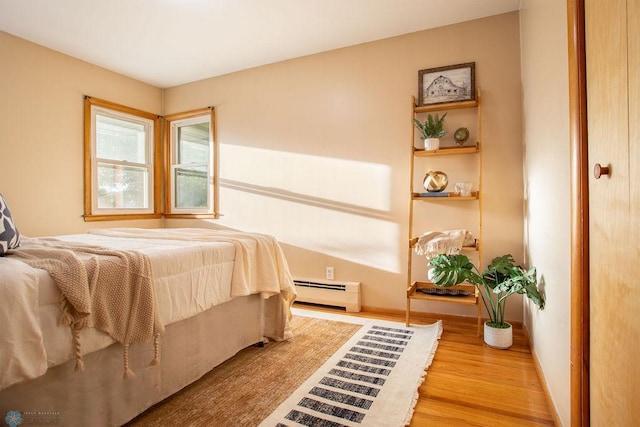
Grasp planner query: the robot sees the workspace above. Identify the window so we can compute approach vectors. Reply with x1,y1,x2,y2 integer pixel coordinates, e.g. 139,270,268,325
164,108,218,217
84,97,161,221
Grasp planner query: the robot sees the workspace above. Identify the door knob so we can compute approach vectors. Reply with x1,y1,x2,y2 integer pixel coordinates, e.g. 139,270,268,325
594,163,610,179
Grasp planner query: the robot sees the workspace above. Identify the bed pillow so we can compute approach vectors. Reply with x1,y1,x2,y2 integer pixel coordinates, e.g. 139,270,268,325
0,194,21,255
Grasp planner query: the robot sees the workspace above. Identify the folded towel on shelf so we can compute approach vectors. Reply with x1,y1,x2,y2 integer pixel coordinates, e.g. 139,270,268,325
414,230,474,261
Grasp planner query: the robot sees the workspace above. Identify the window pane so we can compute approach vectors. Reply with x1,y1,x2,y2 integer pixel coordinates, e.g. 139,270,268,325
174,166,208,208
97,163,149,209
178,123,209,164
96,114,147,163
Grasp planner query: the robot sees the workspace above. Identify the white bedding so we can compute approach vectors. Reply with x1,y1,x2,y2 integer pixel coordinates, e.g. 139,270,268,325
0,228,296,391
0,258,47,390
55,234,237,325
38,234,237,368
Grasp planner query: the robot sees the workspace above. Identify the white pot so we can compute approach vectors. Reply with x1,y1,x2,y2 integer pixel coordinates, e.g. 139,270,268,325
483,321,513,349
424,138,440,151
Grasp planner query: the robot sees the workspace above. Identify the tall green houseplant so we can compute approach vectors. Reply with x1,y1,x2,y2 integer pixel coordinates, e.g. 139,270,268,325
429,253,545,328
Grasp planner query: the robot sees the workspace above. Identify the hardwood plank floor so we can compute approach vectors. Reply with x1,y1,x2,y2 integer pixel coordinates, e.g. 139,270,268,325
294,303,555,426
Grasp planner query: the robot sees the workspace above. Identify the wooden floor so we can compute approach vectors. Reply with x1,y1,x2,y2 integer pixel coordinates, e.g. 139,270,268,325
295,304,556,426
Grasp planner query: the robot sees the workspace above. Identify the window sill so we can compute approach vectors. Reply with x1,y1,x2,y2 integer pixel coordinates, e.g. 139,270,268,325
163,213,220,219
83,213,163,222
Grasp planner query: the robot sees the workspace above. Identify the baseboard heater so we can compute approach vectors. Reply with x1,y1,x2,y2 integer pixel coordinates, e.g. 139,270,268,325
293,278,361,312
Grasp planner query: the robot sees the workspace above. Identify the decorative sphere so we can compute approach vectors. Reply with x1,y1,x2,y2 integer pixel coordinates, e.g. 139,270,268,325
423,170,448,192
454,127,470,145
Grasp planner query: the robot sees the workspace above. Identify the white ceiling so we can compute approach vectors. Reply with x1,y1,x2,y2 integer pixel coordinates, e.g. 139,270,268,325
0,0,521,88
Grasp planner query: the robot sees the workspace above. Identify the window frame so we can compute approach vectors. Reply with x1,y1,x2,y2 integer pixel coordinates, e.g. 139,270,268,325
83,96,162,221
164,107,219,218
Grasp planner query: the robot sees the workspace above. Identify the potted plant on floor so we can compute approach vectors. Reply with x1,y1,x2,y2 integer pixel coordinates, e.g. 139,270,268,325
428,254,545,349
413,113,447,151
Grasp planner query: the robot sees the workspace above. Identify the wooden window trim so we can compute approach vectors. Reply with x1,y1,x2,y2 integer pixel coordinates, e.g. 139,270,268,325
163,107,220,219
83,96,162,221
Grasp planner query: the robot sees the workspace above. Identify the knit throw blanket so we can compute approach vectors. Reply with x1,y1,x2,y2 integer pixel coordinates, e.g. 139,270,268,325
414,230,475,261
9,237,165,378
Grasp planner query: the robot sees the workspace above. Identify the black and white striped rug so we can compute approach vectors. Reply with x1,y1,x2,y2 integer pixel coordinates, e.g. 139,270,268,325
259,309,442,427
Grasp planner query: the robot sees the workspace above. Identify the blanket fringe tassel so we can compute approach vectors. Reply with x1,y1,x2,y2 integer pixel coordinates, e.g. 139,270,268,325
150,334,160,366
72,328,85,372
123,344,136,379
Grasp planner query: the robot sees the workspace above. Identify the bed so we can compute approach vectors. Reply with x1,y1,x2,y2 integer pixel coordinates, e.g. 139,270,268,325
0,227,297,426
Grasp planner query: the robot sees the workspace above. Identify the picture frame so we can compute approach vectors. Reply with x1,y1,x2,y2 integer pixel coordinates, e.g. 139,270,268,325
418,62,475,107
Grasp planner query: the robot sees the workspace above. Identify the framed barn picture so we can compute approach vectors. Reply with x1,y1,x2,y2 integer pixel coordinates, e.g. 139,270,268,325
418,62,475,107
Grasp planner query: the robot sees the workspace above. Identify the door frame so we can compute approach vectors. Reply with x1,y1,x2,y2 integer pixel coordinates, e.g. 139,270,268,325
568,0,590,425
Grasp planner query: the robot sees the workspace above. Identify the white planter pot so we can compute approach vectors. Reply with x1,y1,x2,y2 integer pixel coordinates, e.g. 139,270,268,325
483,321,513,349
424,138,440,151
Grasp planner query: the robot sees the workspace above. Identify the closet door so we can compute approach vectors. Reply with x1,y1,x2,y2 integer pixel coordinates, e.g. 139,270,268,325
586,0,640,423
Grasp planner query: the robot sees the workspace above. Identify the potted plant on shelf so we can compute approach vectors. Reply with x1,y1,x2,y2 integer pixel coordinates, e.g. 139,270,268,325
428,253,545,349
413,113,447,151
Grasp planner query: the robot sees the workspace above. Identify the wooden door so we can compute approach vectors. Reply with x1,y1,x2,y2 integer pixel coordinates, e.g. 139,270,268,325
586,0,640,423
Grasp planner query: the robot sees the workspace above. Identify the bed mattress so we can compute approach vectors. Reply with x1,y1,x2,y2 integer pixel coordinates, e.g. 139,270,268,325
37,234,238,367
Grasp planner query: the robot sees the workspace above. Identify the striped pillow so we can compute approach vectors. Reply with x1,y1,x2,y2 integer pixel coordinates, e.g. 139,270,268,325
0,194,21,255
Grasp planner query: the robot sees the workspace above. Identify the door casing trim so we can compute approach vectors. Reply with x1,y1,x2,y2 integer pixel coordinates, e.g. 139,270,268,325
568,0,590,425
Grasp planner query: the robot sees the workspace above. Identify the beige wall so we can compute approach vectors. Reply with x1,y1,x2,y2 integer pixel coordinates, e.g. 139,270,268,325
0,31,163,236
165,12,526,319
1,13,528,320
520,1,571,425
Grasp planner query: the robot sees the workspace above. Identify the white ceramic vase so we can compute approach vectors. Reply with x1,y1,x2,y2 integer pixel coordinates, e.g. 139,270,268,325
483,321,513,349
424,138,440,151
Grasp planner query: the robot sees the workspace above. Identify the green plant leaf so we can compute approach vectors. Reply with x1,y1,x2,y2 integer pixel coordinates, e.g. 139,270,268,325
489,261,545,310
428,253,545,324
522,267,545,309
429,254,480,287
482,254,516,290
487,254,517,274
486,321,511,329
413,113,447,138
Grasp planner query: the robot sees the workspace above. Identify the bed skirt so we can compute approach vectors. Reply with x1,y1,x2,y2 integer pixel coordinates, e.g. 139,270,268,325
0,293,270,426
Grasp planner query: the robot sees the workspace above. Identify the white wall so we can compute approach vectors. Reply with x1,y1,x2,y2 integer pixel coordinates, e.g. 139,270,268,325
520,1,571,425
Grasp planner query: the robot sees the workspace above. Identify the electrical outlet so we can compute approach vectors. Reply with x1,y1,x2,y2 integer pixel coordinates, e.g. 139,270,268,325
326,267,334,280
